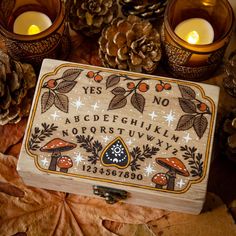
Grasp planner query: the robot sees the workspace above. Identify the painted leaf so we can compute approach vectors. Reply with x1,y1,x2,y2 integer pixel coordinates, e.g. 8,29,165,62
54,93,69,113
106,75,120,89
193,115,208,139
179,98,196,113
176,114,195,131
55,81,77,93
178,85,196,100
108,95,127,110
41,91,55,113
131,93,145,113
60,69,82,81
111,87,126,95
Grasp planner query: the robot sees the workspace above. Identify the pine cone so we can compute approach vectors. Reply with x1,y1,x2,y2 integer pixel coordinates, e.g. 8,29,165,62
99,15,162,73
224,50,236,97
119,0,168,20
0,50,36,125
69,0,118,36
221,108,236,163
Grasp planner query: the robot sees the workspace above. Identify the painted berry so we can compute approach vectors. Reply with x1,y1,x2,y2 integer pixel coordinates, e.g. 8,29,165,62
86,71,95,78
94,74,103,83
197,103,208,112
127,82,135,89
47,79,57,89
138,83,149,92
156,84,164,92
164,83,171,90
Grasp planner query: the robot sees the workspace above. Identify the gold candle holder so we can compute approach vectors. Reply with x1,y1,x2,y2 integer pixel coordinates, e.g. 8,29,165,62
0,0,69,68
161,0,234,81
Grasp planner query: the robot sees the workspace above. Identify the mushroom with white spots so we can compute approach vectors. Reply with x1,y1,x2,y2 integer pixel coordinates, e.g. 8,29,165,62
40,138,77,171
156,157,189,191
152,173,168,189
57,156,73,173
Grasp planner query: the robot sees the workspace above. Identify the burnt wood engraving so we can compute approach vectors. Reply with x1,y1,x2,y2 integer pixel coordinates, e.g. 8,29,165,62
101,137,131,169
76,135,103,165
180,145,203,178
176,85,212,139
23,62,219,198
106,74,149,113
130,145,159,171
41,68,82,113
29,123,58,151
40,138,76,171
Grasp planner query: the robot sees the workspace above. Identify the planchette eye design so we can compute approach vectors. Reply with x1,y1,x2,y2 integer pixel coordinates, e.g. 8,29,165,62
100,137,131,169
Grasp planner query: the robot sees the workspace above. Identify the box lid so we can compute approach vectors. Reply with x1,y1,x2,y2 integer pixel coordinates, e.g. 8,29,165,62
18,59,219,213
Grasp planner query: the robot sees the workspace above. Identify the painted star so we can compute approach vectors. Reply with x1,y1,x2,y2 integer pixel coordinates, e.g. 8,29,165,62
163,110,176,126
144,164,155,177
183,133,192,143
149,111,158,120
72,97,84,110
50,111,60,121
75,153,85,165
127,139,133,146
41,158,49,167
91,102,99,111
176,179,185,188
102,135,110,143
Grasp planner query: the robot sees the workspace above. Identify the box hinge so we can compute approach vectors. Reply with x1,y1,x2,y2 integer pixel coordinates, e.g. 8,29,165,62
93,185,128,204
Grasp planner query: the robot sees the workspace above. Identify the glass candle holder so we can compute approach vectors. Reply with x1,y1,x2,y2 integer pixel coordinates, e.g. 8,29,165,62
161,0,234,81
0,0,70,68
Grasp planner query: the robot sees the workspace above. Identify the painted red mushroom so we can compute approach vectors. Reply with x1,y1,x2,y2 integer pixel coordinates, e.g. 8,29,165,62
156,157,189,191
152,173,168,189
57,156,73,173
40,138,76,171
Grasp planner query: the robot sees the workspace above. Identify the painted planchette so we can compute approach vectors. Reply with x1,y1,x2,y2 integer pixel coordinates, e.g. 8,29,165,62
100,137,131,169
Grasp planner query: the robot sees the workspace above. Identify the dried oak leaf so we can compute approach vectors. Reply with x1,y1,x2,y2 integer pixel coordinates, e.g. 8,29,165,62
6,141,22,158
0,118,27,153
0,153,165,235
148,193,236,236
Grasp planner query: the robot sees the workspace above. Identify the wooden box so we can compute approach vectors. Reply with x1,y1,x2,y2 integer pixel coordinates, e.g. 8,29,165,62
18,59,220,214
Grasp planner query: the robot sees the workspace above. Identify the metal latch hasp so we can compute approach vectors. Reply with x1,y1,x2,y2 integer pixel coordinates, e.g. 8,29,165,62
93,185,128,204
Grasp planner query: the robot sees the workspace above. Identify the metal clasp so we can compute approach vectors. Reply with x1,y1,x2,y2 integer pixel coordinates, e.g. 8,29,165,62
93,185,128,204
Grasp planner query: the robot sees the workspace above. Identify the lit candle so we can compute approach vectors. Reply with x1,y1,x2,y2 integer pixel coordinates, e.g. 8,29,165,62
13,11,52,35
174,18,214,45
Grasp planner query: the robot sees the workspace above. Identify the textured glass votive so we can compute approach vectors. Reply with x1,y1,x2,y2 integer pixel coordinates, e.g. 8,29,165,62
0,0,69,68
161,0,234,81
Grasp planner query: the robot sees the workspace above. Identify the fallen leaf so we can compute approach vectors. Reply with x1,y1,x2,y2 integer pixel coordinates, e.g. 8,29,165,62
6,141,22,158
148,193,236,236
0,153,165,235
103,221,155,236
0,118,27,153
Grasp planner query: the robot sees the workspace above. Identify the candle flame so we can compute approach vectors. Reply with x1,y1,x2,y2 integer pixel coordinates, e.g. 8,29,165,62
27,24,41,35
186,31,199,44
